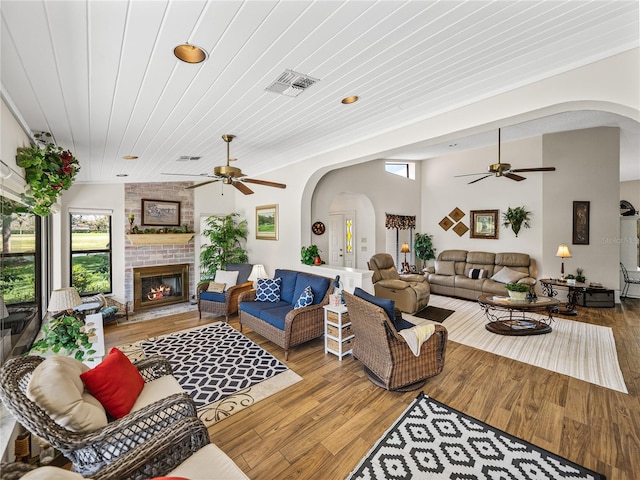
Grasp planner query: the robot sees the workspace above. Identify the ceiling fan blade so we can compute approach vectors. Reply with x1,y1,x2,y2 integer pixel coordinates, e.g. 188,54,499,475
232,181,254,195
510,167,556,173
243,178,287,189
454,172,490,178
504,173,526,181
185,179,220,190
468,174,492,184
161,172,210,177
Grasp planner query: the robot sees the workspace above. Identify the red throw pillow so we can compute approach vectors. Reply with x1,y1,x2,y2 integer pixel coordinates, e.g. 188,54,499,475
80,348,145,418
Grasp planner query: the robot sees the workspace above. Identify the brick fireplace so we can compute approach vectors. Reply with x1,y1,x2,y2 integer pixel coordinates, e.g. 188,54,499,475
133,264,190,311
124,182,195,311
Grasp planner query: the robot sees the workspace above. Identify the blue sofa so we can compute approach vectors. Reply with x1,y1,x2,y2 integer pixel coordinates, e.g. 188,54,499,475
238,269,333,360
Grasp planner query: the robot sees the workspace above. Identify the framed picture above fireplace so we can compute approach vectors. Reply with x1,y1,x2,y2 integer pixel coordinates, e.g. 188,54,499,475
142,199,181,226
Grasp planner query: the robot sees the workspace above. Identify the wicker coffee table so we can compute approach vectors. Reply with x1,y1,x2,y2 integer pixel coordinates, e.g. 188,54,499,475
477,294,560,336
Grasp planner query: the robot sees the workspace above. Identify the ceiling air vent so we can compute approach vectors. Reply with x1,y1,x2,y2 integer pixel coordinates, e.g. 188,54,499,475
265,69,319,97
176,156,201,162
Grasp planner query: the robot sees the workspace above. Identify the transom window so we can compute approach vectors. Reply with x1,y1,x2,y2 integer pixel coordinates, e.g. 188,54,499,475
385,162,415,180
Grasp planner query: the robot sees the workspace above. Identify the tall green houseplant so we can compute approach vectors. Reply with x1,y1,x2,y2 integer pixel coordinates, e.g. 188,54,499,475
200,213,248,281
414,233,436,269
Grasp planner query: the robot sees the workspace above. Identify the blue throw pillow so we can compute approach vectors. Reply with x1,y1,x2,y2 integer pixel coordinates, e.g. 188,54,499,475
256,278,282,302
294,286,314,309
353,287,396,323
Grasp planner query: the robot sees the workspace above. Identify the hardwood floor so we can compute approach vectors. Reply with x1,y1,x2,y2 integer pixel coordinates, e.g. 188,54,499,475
104,297,640,480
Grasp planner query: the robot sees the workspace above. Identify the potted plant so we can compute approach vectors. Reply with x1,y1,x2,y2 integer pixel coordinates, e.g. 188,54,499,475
575,268,586,283
505,282,531,300
200,213,248,280
16,132,80,217
414,233,436,270
301,245,321,265
30,315,96,362
502,206,532,237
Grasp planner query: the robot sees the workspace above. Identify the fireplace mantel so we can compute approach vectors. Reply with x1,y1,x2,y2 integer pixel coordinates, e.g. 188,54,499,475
127,233,194,245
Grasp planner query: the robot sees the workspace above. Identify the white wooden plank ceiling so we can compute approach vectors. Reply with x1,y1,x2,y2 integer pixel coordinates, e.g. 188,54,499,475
1,0,638,184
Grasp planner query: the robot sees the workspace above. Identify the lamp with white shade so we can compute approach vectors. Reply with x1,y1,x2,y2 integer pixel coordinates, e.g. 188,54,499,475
48,287,82,313
555,244,572,280
248,264,269,283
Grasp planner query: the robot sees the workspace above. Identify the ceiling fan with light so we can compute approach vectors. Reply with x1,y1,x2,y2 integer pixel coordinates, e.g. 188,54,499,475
162,134,286,195
455,128,556,184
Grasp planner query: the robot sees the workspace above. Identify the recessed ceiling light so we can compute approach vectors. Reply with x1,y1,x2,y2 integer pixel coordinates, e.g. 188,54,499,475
174,43,208,64
123,155,138,160
116,173,128,177
341,96,359,104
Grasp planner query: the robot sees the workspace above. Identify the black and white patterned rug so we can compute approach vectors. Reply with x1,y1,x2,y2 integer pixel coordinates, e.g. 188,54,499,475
348,393,605,480
118,322,301,426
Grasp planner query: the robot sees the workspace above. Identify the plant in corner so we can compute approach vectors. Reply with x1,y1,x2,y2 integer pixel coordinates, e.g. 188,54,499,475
414,233,436,269
16,132,80,216
200,213,248,281
502,206,532,237
30,315,96,362
301,245,321,265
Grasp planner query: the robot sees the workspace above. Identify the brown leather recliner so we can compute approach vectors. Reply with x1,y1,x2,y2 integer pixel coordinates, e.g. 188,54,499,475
368,253,430,314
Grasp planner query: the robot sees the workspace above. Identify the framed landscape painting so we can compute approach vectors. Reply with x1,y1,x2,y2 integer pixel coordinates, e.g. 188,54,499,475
256,204,278,240
470,210,499,239
141,199,180,226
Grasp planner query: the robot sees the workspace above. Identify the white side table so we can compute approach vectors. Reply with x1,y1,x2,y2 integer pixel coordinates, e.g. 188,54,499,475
323,304,354,361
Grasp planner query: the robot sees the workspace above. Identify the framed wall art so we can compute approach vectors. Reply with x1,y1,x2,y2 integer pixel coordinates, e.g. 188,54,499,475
141,199,181,226
470,210,499,239
573,201,590,245
256,204,278,240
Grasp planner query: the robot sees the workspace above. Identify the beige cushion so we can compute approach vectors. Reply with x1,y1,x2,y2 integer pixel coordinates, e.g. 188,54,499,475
23,467,86,480
26,356,108,433
491,266,528,284
214,270,239,291
434,260,456,276
207,281,226,293
130,374,185,413
168,443,250,479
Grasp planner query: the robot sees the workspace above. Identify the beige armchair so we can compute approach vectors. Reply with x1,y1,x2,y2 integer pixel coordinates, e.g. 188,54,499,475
368,253,430,314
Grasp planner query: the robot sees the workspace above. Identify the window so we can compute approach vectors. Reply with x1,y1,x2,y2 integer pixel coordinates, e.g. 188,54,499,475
70,214,112,295
385,162,415,179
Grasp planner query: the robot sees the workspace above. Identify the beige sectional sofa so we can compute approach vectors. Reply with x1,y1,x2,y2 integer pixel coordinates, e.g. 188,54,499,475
425,250,537,300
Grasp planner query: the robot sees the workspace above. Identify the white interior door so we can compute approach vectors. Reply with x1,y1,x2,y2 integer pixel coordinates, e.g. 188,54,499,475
329,211,356,268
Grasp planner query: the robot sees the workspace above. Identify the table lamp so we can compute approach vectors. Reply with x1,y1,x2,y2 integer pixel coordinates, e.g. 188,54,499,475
401,242,410,272
555,244,572,279
248,264,269,283
48,287,82,314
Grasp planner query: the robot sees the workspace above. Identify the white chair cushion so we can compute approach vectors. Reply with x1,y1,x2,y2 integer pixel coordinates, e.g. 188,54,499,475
168,443,250,479
129,374,185,413
23,467,86,479
26,356,108,433
491,266,528,284
214,270,239,291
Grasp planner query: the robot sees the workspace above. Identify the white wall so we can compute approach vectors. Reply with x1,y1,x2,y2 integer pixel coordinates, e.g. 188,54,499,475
311,160,423,270
422,136,544,262
542,127,620,290
1,98,29,199
620,180,640,209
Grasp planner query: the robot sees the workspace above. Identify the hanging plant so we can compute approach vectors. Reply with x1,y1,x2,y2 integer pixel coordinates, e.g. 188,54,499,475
502,206,532,237
16,132,80,216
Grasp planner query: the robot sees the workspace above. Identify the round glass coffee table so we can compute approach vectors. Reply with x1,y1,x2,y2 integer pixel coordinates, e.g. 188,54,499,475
477,294,560,336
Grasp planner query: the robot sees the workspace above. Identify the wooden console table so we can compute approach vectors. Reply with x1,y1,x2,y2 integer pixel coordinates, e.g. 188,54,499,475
539,278,587,316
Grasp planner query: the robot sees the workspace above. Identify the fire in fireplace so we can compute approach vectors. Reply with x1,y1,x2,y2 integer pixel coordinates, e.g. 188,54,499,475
133,264,189,311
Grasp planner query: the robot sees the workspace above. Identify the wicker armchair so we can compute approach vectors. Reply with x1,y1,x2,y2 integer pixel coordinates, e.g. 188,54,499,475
0,417,249,480
198,263,254,321
343,291,448,391
0,355,197,477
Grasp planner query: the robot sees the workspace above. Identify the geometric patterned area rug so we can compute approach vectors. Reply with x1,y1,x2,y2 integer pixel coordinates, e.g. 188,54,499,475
347,393,606,480
117,322,302,427
407,295,628,393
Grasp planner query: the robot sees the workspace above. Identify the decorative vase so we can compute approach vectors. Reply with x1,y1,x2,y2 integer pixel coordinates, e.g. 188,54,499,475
508,290,527,301
313,256,322,265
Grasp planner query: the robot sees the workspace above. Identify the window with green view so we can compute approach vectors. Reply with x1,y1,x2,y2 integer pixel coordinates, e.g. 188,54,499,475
70,214,112,295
